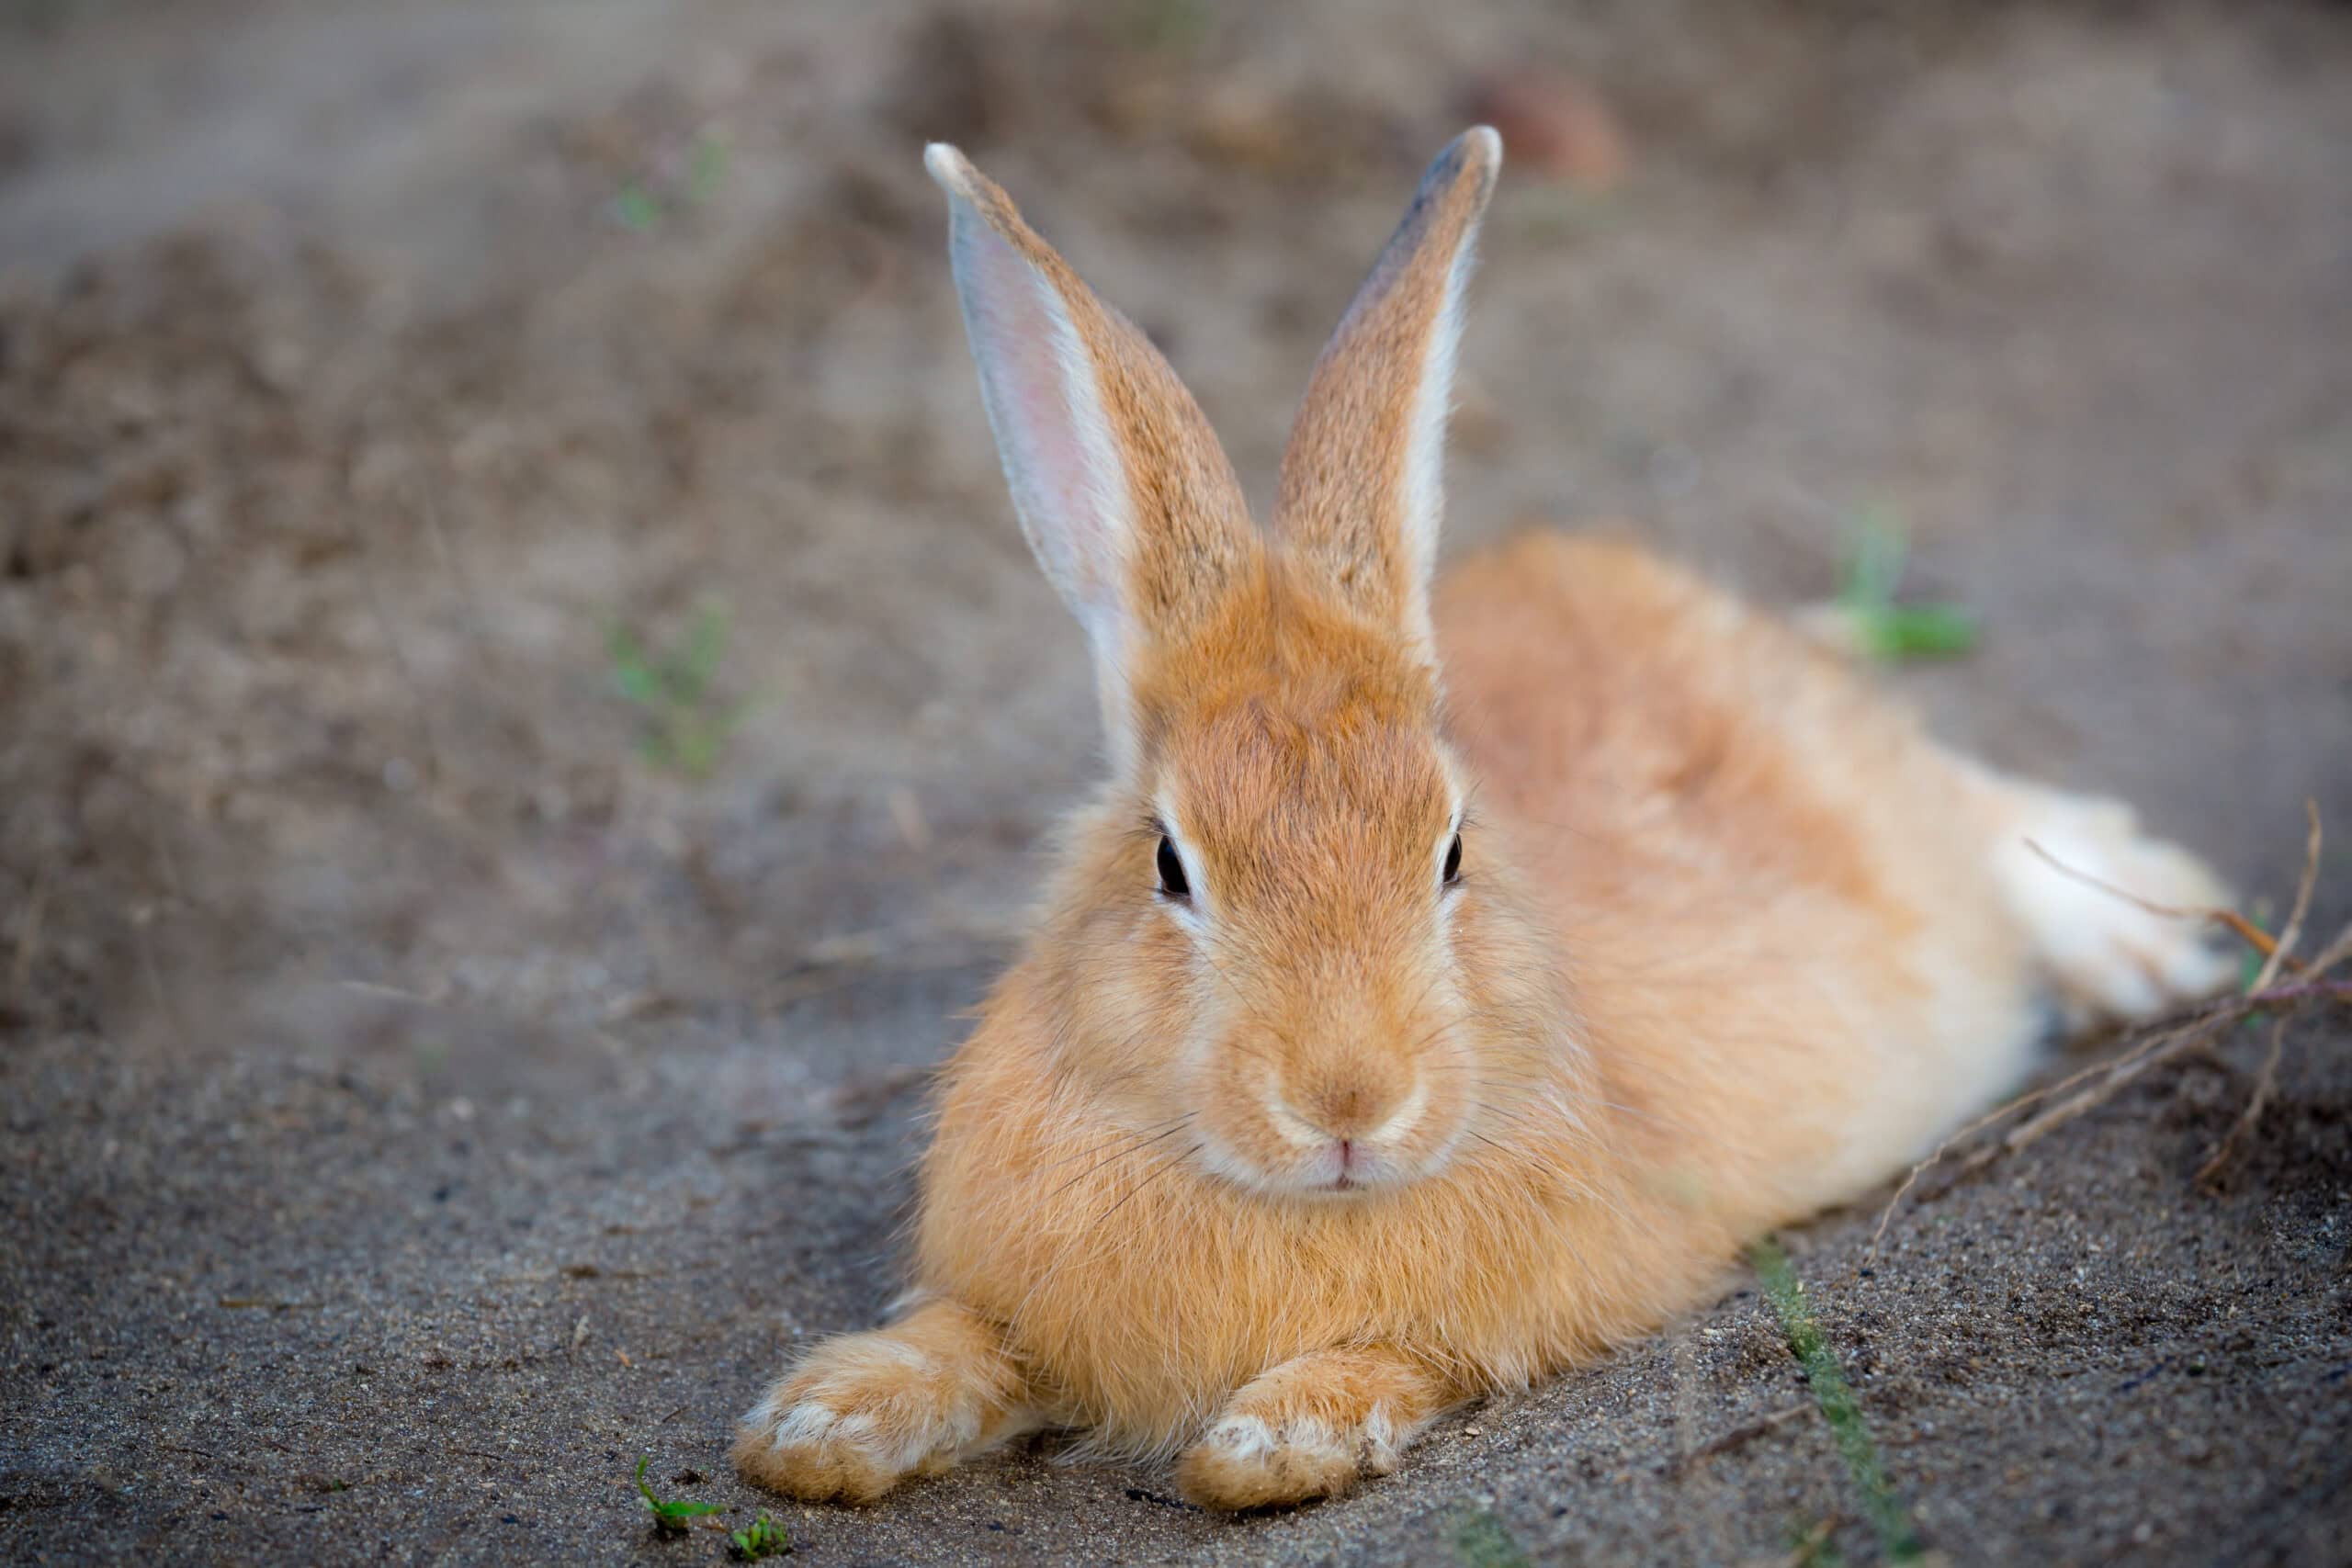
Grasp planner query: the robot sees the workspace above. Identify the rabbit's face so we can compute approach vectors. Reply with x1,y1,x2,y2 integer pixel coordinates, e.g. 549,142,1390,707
1110,581,1487,1199
918,131,1525,1200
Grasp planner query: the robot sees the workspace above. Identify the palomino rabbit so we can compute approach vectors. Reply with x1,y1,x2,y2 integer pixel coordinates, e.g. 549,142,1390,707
734,129,2233,1510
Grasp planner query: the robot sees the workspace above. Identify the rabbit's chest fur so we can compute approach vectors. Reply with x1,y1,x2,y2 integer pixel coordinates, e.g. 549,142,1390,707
918,1041,1729,1453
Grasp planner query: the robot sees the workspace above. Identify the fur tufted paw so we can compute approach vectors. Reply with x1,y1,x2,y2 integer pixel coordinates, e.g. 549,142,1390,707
732,1303,1032,1505
1992,789,2239,1027
1175,1346,1453,1509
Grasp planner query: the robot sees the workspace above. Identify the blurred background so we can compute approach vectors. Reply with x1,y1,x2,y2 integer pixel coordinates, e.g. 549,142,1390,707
2,3,2347,1564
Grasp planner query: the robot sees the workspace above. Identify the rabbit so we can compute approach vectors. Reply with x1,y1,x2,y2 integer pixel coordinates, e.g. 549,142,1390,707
732,128,2235,1511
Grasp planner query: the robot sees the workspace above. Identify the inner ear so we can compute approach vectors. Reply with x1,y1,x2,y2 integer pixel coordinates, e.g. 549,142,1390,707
925,142,1261,766
1272,128,1501,657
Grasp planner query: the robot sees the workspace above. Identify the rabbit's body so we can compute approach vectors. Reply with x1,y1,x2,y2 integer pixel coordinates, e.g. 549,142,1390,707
1434,532,2043,1221
735,132,2232,1510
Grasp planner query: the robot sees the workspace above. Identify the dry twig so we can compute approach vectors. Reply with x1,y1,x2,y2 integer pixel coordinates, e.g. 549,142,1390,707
1871,806,2344,1255
2248,803,2324,992
2198,1014,2290,1186
1672,1401,1810,1475
2022,827,2304,976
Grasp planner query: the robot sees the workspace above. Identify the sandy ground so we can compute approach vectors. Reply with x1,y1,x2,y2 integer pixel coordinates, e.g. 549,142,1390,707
3,1,2349,1563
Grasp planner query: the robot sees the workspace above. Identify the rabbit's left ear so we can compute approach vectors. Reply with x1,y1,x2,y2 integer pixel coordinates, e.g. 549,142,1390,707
1272,129,1500,660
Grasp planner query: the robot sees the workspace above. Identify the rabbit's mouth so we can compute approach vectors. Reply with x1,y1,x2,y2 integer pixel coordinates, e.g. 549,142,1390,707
1194,1123,1420,1198
1188,1056,1474,1198
1269,1128,1430,1199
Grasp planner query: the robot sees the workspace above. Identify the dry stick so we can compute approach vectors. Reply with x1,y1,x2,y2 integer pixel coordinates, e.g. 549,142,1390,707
11,868,46,996
2188,805,2323,1184
1870,811,2337,1257
130,905,189,1053
418,485,495,666
1673,1401,1811,1474
1769,1515,1839,1568
335,501,447,787
2245,978,2352,1005
2250,802,2324,994
1952,1013,2230,1176
1868,1002,2230,1256
2023,837,2302,975
2198,1014,2290,1185
2301,919,2352,987
2194,912,2352,1186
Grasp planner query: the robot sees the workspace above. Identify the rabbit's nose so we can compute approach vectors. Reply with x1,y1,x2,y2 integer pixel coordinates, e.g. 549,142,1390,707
1295,1066,1420,1144
1312,1083,1374,1134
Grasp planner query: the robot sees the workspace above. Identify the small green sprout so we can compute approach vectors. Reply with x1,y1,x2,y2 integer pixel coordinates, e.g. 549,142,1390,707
1453,1502,1534,1568
1751,1239,1924,1563
1125,0,1211,54
729,1510,791,1560
1833,508,1978,662
613,185,662,232
633,1456,721,1536
612,126,730,231
689,129,731,204
1783,1515,1845,1567
606,602,749,780
2232,895,2280,1029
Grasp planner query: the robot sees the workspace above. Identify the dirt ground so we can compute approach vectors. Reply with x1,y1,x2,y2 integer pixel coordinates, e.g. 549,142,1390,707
3,1,2348,1563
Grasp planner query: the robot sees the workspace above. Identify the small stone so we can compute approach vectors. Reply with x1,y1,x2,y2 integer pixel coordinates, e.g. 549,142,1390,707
1464,68,1628,191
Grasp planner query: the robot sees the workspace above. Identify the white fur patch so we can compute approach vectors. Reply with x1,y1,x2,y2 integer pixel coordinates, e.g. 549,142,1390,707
1993,796,2237,1024
758,1387,989,1476
768,1400,842,1450
1389,226,1473,658
932,148,1146,766
1370,1077,1431,1145
852,1337,936,1376
1202,1414,1279,1462
1264,1094,1335,1153
1208,1411,1360,1470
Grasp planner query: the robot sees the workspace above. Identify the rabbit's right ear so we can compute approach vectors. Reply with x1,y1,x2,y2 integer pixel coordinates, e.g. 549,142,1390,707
925,145,1255,765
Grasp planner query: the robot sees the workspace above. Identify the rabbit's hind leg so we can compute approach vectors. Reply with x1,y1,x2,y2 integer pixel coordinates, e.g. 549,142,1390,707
733,1299,1038,1504
1978,775,2239,1028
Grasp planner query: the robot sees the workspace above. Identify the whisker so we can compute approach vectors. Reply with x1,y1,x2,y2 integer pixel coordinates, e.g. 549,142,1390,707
1028,1112,1196,1177
1041,1117,1198,1202
1090,1143,1202,1229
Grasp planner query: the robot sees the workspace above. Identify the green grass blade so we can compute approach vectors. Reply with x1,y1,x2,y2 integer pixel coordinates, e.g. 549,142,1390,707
1838,509,1909,611
1864,604,1978,660
614,186,662,231
1750,1239,1925,1563
1453,1503,1534,1568
634,1455,721,1534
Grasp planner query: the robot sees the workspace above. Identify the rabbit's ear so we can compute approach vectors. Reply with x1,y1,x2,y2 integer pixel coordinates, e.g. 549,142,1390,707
1272,128,1500,660
925,144,1255,761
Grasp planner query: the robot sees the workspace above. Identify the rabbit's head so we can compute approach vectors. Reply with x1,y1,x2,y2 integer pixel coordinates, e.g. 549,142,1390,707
928,131,1560,1200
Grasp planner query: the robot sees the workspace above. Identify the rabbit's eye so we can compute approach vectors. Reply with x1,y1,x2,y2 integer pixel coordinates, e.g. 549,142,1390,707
1442,833,1464,886
1156,835,1192,899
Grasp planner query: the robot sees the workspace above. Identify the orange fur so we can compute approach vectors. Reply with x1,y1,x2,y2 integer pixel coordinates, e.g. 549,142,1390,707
735,132,2233,1511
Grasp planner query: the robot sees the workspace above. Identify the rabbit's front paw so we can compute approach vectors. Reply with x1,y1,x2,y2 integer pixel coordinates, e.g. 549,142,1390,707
1176,1407,1398,1509
1994,792,2238,1026
1175,1347,1450,1509
732,1304,1032,1505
